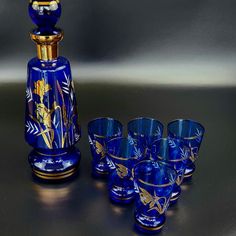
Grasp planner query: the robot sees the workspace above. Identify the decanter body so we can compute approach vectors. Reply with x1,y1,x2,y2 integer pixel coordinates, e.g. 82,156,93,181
25,0,81,180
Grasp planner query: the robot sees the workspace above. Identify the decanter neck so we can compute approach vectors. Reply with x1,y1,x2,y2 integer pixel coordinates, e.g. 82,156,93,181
30,32,63,61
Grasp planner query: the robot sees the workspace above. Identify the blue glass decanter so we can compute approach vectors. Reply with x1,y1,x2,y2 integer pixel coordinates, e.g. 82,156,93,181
25,0,81,180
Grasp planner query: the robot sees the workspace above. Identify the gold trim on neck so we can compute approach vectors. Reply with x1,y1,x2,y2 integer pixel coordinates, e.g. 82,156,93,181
30,32,63,61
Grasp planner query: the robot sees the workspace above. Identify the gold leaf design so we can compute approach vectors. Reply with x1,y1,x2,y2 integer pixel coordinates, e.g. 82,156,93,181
189,143,199,162
34,102,61,149
30,115,53,149
31,78,76,149
33,79,51,102
56,81,68,127
139,187,167,214
176,174,184,186
115,164,128,178
95,141,106,159
35,103,52,128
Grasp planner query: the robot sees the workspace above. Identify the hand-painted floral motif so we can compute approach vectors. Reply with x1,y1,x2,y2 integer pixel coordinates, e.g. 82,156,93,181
95,141,106,159
139,187,168,214
33,79,51,102
115,163,128,178
25,71,80,150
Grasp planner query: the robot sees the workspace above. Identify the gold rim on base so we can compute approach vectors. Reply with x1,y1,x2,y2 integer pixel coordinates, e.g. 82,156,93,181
170,194,180,202
136,221,164,231
184,172,193,178
33,167,77,180
111,194,134,201
95,170,109,175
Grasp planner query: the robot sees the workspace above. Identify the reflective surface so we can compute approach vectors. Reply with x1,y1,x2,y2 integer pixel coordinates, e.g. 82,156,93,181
0,83,236,236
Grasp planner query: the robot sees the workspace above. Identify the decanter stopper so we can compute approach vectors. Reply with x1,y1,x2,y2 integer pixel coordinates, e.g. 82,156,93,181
29,0,63,61
29,0,61,34
25,0,81,181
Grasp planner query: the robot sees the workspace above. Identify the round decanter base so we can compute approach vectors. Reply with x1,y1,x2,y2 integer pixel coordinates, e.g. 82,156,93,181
110,193,134,204
134,213,165,234
92,163,110,179
29,147,81,181
109,186,135,204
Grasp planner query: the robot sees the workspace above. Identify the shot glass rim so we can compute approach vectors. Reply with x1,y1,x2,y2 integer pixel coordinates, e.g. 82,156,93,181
107,137,141,161
167,119,205,140
127,117,164,137
153,137,190,162
88,117,123,139
134,160,177,188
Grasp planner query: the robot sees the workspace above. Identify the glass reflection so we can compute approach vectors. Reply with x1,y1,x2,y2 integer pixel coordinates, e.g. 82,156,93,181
32,181,75,208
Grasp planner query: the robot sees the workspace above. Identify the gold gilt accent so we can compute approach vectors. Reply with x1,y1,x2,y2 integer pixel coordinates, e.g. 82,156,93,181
31,33,63,61
115,164,128,178
139,187,168,214
189,144,198,162
157,155,186,163
136,222,164,231
111,195,134,201
184,172,193,178
176,174,184,186
56,81,68,148
95,141,106,159
33,79,51,103
108,153,131,161
30,1,60,6
29,77,75,149
94,134,106,139
36,151,68,157
33,168,76,180
170,194,180,202
138,178,174,188
32,79,61,149
95,170,109,175
184,135,201,140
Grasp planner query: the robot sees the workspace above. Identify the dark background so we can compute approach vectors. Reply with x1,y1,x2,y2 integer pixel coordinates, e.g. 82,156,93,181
0,1,236,236
0,0,236,60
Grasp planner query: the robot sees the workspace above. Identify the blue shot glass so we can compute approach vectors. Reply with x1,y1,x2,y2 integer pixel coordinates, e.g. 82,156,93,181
168,119,205,180
151,138,189,204
88,118,123,178
133,160,177,233
107,137,145,204
128,117,164,159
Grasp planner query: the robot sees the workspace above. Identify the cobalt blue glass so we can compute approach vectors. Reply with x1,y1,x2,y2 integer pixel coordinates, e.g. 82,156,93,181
168,119,205,180
88,118,123,177
25,0,81,180
151,138,189,204
128,117,164,159
29,0,61,35
134,160,177,233
107,137,144,204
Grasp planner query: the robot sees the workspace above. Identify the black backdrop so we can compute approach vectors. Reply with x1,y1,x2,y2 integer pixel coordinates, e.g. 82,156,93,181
0,0,236,62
